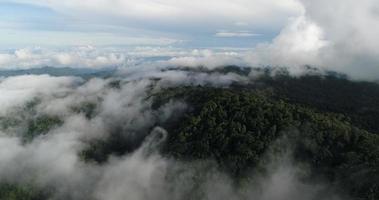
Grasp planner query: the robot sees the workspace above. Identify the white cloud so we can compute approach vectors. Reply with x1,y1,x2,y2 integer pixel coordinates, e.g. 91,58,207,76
0,75,81,114
0,63,347,200
215,31,260,38
12,0,303,32
3,0,379,79
0,47,127,69
244,0,379,80
244,16,329,72
0,46,250,70
0,1,377,198
300,0,379,80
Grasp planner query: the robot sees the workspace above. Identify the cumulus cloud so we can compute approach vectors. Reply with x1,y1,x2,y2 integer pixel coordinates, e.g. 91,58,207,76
243,16,328,75
163,49,246,69
0,47,248,70
301,0,379,80
244,0,379,80
0,46,127,69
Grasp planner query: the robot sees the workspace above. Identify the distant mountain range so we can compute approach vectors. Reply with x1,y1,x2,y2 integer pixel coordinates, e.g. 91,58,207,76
0,66,116,78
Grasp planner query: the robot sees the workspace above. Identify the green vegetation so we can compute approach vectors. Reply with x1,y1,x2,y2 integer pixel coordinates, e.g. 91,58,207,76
0,99,41,131
72,102,98,119
0,99,63,141
261,74,379,134
0,117,21,130
80,129,149,163
0,183,48,200
156,86,379,200
26,115,63,141
77,73,379,200
108,80,122,89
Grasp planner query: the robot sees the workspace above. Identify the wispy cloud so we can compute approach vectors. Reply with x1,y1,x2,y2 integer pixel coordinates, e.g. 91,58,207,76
2,0,379,80
3,0,303,46
215,31,261,38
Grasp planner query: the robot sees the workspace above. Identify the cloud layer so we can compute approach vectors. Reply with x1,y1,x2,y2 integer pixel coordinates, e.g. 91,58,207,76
2,0,379,79
246,0,379,80
0,1,378,199
0,69,344,200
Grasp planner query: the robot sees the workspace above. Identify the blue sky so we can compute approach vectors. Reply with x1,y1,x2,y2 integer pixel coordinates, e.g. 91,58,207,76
1,0,379,80
0,0,302,48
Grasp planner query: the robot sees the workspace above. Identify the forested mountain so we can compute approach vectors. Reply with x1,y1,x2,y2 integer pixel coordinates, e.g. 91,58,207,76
81,72,379,200
1,69,379,200
155,85,379,200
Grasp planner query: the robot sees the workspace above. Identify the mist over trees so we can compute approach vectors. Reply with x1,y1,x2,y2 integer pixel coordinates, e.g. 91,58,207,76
0,66,378,200
1,0,379,199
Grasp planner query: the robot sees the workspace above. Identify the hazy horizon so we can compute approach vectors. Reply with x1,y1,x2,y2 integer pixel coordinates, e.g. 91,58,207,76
0,1,379,200
0,0,378,79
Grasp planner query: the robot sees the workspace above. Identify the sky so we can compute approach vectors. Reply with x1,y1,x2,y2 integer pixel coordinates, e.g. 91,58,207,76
0,0,379,80
0,0,302,48
0,2,378,199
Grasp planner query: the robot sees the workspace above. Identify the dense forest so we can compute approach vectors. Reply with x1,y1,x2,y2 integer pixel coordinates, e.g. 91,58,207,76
153,85,379,200
1,69,379,200
80,71,379,200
